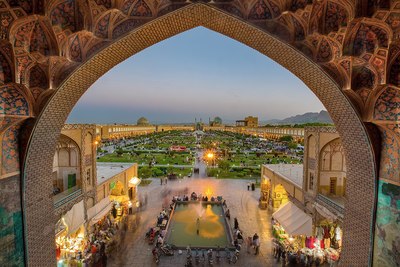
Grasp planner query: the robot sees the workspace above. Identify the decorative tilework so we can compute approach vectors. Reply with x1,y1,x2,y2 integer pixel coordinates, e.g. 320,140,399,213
50,0,79,32
389,52,400,86
379,128,400,182
0,176,24,267
248,0,272,20
351,66,375,90
373,181,400,267
0,85,29,116
0,116,19,134
29,64,48,88
374,87,400,121
0,51,12,85
324,1,348,34
351,23,389,56
95,12,111,38
130,0,152,17
1,123,21,174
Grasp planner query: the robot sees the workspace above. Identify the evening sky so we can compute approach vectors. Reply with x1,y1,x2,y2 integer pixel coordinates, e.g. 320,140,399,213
68,27,325,124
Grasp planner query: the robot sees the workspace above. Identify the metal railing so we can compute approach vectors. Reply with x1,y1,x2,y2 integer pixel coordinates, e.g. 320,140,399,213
316,194,345,215
54,187,82,209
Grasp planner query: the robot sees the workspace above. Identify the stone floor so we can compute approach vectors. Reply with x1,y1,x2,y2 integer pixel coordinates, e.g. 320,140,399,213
108,177,281,267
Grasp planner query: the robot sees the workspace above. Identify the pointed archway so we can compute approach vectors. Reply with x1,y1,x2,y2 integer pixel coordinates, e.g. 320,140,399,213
22,4,377,266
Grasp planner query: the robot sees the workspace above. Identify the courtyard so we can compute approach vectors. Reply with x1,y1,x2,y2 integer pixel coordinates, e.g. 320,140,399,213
108,177,277,267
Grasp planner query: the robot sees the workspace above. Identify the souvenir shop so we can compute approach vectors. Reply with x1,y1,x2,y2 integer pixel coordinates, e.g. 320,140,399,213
271,201,341,265
56,200,91,266
56,197,128,266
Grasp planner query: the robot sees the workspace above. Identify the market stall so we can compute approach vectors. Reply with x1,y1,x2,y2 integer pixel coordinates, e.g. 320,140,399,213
56,201,90,266
271,201,341,265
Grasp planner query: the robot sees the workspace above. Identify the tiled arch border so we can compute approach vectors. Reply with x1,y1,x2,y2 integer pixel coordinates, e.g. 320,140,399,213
22,3,377,266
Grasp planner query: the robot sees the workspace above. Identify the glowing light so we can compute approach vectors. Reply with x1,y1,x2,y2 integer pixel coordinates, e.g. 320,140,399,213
129,176,141,186
94,141,99,145
207,153,214,159
205,187,213,197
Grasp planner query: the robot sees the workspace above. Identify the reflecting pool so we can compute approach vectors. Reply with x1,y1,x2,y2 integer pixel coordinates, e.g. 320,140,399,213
166,202,230,248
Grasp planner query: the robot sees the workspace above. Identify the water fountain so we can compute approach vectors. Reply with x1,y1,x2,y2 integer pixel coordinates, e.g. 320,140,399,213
166,202,231,248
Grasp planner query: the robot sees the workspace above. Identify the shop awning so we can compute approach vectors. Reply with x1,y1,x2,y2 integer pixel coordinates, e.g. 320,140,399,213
63,200,85,236
272,201,312,236
129,177,141,187
87,197,112,226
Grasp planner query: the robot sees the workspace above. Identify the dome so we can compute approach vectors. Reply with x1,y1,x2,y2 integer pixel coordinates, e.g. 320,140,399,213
213,117,222,124
137,117,150,126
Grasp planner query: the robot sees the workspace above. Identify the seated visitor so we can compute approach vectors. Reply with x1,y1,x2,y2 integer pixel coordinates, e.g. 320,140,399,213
211,196,215,202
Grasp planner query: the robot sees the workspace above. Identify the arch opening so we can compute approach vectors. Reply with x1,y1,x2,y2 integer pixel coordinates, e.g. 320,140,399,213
22,4,377,266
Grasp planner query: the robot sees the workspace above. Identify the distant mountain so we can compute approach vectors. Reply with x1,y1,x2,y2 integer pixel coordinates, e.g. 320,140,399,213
262,110,333,125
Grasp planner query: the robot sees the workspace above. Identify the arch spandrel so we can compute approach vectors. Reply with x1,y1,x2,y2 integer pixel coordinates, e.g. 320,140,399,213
0,0,399,266
20,3,377,266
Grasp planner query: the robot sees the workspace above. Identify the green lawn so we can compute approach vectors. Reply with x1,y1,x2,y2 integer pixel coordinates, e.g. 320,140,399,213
97,152,195,165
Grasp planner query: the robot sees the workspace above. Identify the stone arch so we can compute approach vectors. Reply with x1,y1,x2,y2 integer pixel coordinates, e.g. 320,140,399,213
53,134,81,193
319,137,345,171
21,3,377,266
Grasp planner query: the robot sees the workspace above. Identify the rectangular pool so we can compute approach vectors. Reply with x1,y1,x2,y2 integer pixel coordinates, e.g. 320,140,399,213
166,202,231,248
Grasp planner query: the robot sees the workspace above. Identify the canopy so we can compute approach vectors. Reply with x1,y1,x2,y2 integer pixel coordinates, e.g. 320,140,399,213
313,203,337,221
87,197,112,226
272,201,312,236
129,177,141,187
63,200,85,236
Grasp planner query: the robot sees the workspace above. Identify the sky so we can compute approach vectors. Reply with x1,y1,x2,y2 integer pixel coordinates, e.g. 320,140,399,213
67,27,325,124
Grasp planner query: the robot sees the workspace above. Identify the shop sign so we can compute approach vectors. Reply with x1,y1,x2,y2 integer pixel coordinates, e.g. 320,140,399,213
110,181,116,190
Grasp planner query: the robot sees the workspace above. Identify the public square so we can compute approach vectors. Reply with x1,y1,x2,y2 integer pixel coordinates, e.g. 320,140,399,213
108,177,276,267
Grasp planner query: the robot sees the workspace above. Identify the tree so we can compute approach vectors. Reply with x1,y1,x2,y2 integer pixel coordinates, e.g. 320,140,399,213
288,142,298,149
279,135,293,142
218,160,230,170
139,167,152,178
116,148,124,157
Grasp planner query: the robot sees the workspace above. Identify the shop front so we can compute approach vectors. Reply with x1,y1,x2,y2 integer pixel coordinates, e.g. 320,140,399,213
272,201,341,265
56,201,89,266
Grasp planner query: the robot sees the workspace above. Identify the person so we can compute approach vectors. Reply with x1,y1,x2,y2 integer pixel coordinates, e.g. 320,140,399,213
160,177,163,185
253,233,260,255
157,235,163,247
247,182,250,191
234,218,239,230
196,218,200,235
246,236,252,254
225,209,231,220
222,200,227,207
237,231,243,243
165,177,168,185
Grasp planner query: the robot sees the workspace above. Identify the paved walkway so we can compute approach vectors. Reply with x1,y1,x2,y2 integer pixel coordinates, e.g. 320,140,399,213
108,177,280,267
